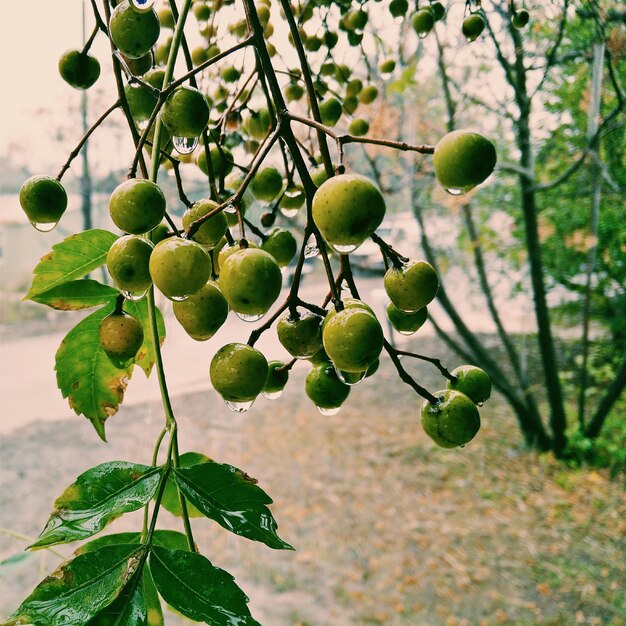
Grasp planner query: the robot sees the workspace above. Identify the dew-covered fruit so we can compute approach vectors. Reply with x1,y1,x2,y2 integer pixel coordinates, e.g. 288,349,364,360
264,360,289,394
99,311,144,363
389,0,409,18
172,281,229,341
312,174,386,252
386,303,428,334
384,261,439,313
109,1,160,59
219,247,282,316
149,237,212,299
109,179,166,234
322,298,374,331
432,130,497,192
305,363,350,410
106,235,154,293
447,365,491,405
261,228,297,266
277,309,324,358
161,86,210,137
462,14,485,41
210,343,269,402
251,167,284,202
322,306,384,373
420,389,481,448
182,199,227,248
412,9,434,35
58,50,100,90
19,175,68,226
125,84,157,122
197,146,234,178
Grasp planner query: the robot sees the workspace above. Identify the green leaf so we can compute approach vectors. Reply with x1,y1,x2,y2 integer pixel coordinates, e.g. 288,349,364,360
6,544,144,626
174,461,294,550
123,297,165,378
161,452,211,518
31,462,163,549
30,279,120,310
86,575,147,626
77,530,190,555
25,229,118,300
55,302,133,439
144,564,164,626
149,547,260,626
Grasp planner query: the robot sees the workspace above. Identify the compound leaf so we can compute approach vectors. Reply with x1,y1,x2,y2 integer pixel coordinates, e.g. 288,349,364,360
55,302,133,440
149,547,260,626
161,452,211,518
174,461,294,550
86,574,147,626
31,462,163,549
30,279,119,311
77,530,190,555
5,544,144,626
25,229,118,300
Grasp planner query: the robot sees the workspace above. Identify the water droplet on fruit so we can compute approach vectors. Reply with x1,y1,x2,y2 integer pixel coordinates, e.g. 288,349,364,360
225,399,254,412
173,135,199,155
170,294,189,302
130,0,155,10
477,402,484,407
262,390,283,400
417,31,429,40
397,328,416,336
335,368,367,385
235,311,265,322
224,202,237,214
31,220,59,232
304,243,319,258
444,187,463,196
393,15,404,24
280,206,299,218
317,405,341,416
332,243,358,254
121,289,148,301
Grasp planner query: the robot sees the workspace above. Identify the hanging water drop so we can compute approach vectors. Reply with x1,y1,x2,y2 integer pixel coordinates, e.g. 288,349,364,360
172,136,199,155
477,402,484,407
225,399,254,413
130,0,156,11
304,243,319,258
393,15,404,24
31,220,59,232
444,187,463,196
121,289,149,302
224,202,237,214
235,311,265,322
397,329,416,336
262,390,283,400
279,206,299,218
332,243,358,254
317,406,341,416
335,368,367,386
169,294,189,302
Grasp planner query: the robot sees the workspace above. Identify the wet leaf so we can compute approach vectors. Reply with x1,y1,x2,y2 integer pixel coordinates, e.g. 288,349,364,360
161,452,211,518
174,461,294,550
5,544,144,626
30,279,119,311
86,574,147,626
123,297,165,378
55,302,133,439
77,530,190,555
25,229,118,300
149,547,260,626
31,462,163,549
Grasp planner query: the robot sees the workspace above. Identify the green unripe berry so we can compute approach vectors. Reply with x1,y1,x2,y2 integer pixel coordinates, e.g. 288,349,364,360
109,179,166,235
384,261,439,313
348,118,370,136
210,343,269,403
161,86,209,138
447,365,491,404
19,175,68,228
264,361,289,395
421,389,481,448
277,310,324,358
58,50,100,90
412,9,434,35
305,363,350,410
462,14,485,41
386,303,428,334
109,1,160,59
251,167,284,202
172,281,228,341
261,228,298,267
319,98,342,127
182,199,228,248
99,311,144,365
106,234,154,294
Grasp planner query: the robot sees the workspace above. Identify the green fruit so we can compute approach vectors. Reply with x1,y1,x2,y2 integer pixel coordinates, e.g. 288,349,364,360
122,52,152,76
19,175,67,228
244,108,271,139
322,298,374,332
462,14,485,41
412,9,434,35
158,6,175,28
305,363,350,410
58,50,100,90
421,389,480,448
279,185,305,211
264,360,289,395
261,228,297,266
150,223,170,245
221,65,241,83
432,130,497,191
319,98,342,126
285,82,305,102
143,67,166,89
210,343,269,403
217,240,258,270
312,173,386,252
149,237,212,299
346,78,363,97
109,1,160,59
197,146,234,178
348,118,370,136
124,83,157,122
386,303,428,334
431,2,445,21
106,234,154,294
447,365,491,404
251,167,284,202
310,165,329,187
277,309,324,358
359,85,378,104
324,30,339,48
109,178,166,234
193,3,211,21
191,46,208,66
512,9,529,28
172,281,229,341
99,311,144,365
219,248,282,316
322,306,383,373
379,58,396,74
389,0,409,18
384,261,438,313
161,86,209,137
182,199,227,248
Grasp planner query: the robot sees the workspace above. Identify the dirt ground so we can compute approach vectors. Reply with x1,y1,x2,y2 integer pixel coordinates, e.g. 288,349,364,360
1,337,624,626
